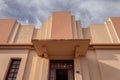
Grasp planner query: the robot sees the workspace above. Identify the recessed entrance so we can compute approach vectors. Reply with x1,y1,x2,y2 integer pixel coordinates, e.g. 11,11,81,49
49,60,74,80
56,69,68,80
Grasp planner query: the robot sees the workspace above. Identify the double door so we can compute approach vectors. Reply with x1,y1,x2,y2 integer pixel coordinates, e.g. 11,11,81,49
49,60,74,80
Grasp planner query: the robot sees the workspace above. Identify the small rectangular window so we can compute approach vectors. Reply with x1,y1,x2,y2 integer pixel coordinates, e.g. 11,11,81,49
6,59,21,80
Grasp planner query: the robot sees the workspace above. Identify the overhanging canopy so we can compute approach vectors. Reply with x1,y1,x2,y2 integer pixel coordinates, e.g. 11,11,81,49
32,39,90,59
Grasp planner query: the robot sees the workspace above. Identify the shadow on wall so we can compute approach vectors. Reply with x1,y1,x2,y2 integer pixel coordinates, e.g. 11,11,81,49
96,50,120,60
96,50,120,80
85,50,120,80
99,62,120,80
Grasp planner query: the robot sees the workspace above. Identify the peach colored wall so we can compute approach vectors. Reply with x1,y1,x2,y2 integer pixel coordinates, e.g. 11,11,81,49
29,56,41,80
28,55,49,80
40,58,49,80
74,58,82,80
96,50,120,80
110,17,120,40
8,22,20,43
47,16,52,39
82,28,90,39
51,12,73,39
32,16,55,40
76,21,83,39
80,57,90,80
23,50,37,80
86,50,102,80
90,24,112,43
0,19,16,44
72,16,78,39
41,21,47,39
76,49,120,80
105,21,119,43
33,29,42,39
0,50,28,80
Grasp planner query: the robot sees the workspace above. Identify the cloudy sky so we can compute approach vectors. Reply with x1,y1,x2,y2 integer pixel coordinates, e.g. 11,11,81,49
0,0,120,28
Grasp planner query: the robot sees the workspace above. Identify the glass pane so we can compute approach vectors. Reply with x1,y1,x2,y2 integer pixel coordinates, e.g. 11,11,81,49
10,69,15,72
13,73,17,78
11,65,16,68
13,61,18,64
15,69,18,72
8,78,12,80
8,73,13,77
17,61,20,64
13,78,16,80
16,65,19,68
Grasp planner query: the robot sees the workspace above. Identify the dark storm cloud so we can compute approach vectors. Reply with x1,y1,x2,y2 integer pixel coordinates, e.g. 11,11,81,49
0,0,120,28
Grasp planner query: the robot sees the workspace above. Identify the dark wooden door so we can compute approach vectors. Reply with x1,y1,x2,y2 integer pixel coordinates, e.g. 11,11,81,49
49,60,74,80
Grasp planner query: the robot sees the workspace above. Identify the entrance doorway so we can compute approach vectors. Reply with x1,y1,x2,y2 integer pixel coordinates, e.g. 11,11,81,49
56,69,68,80
49,60,74,80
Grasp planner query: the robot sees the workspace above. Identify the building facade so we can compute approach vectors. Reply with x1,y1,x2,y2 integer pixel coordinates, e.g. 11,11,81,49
0,12,120,80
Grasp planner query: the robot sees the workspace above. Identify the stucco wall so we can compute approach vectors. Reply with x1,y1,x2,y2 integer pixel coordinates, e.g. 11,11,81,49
8,22,20,43
0,19,16,44
105,21,119,43
72,16,78,39
76,49,120,80
28,55,49,80
76,21,83,39
74,58,82,80
82,28,90,39
14,25,34,44
90,24,112,43
51,12,73,39
0,50,28,80
110,17,120,40
23,50,37,80
96,49,120,80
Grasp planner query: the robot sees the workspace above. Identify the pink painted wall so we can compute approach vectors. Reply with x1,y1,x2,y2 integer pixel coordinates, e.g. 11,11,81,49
51,12,73,39
111,17,120,40
0,19,16,44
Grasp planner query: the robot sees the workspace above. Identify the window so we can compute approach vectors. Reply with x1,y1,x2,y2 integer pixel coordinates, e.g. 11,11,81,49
6,59,21,80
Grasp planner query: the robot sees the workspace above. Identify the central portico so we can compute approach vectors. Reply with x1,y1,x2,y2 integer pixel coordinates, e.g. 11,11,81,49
31,12,90,80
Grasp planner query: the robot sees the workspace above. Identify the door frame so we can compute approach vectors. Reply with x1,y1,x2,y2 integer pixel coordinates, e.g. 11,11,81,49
49,60,74,80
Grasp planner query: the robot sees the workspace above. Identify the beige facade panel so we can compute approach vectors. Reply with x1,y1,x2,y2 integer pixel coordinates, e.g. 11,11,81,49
29,56,42,80
80,57,90,80
76,21,83,39
90,24,112,43
41,21,48,39
74,58,82,80
29,56,49,80
105,21,119,43
32,29,41,39
23,50,37,80
40,58,49,80
72,16,78,39
14,25,35,44
8,22,20,43
86,50,102,80
82,28,90,39
0,50,28,80
96,50,120,80
47,16,52,39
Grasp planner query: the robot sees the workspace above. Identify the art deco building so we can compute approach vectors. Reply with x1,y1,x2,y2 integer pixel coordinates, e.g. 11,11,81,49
0,12,120,80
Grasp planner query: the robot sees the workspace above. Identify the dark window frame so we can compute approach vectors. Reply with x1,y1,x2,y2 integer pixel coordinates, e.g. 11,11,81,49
5,59,21,80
